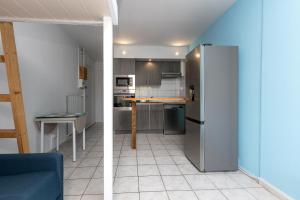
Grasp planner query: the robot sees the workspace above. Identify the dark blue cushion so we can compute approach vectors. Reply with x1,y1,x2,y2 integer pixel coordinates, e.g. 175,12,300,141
0,171,60,200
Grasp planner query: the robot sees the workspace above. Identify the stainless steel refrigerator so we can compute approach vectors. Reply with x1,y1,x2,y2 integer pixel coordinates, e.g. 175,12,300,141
184,45,238,172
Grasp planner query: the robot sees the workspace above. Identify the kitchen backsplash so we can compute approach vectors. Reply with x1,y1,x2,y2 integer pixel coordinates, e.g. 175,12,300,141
135,78,185,98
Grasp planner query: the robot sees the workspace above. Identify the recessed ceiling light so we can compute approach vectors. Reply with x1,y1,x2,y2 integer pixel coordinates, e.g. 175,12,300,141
175,51,179,56
122,50,127,55
172,42,187,47
116,39,133,45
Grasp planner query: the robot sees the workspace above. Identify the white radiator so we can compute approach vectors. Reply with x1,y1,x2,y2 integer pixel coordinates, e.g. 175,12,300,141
66,95,84,113
66,95,85,135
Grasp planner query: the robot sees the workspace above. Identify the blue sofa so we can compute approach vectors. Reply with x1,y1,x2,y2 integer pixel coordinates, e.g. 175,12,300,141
0,153,63,200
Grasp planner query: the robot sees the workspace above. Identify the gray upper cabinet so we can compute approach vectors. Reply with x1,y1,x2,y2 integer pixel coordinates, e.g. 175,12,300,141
135,61,149,86
135,61,161,86
114,58,135,75
148,62,161,85
161,61,181,73
170,61,181,73
113,59,121,75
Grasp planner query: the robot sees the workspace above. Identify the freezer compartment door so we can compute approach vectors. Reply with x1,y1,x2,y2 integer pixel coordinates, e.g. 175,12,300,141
184,118,204,171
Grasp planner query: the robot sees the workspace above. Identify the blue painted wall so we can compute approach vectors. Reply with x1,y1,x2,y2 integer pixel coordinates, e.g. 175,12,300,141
191,0,263,176
191,0,300,198
260,0,300,199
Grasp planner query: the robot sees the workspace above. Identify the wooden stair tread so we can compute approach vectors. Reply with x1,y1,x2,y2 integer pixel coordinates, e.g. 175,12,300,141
0,94,10,102
0,55,4,63
0,129,17,138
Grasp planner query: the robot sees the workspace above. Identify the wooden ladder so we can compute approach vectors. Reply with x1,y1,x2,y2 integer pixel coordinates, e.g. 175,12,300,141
0,22,30,153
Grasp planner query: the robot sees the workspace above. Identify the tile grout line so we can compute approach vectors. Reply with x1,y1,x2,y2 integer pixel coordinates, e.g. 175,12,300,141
154,135,172,200
168,146,200,200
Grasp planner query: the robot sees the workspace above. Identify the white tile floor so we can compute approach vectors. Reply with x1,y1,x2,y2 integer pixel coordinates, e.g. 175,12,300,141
112,133,281,200
61,124,280,200
62,123,104,200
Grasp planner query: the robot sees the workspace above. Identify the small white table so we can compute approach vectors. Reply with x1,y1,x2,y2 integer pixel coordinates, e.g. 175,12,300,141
35,113,87,162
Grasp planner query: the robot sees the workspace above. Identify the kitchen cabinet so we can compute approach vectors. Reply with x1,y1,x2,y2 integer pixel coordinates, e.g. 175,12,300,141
135,62,149,86
135,61,161,86
137,104,164,131
148,62,161,85
114,58,135,75
150,104,164,130
161,61,181,73
114,108,132,131
137,104,150,131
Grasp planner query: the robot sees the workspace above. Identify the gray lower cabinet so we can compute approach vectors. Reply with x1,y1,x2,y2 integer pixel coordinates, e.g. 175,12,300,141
137,104,149,131
150,104,164,130
114,108,131,131
137,104,163,131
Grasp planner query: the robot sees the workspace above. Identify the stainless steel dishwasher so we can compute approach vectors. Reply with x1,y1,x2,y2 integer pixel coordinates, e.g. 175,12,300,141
164,104,185,134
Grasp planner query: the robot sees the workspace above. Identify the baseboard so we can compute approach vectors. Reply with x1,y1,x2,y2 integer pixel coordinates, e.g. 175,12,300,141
258,178,294,200
86,122,96,129
239,167,259,182
239,167,294,200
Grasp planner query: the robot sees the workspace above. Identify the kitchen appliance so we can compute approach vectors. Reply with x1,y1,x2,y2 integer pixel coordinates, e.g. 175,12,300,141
114,93,134,108
161,72,182,78
164,104,185,134
114,75,135,93
184,45,238,172
113,90,135,133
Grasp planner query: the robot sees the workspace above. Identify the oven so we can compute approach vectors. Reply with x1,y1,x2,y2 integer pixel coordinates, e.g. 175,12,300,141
114,93,135,108
114,75,135,91
113,92,135,133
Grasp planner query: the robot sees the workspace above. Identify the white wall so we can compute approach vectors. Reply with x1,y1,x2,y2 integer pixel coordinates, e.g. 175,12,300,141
84,55,96,127
136,78,185,98
0,22,93,153
94,61,103,123
114,45,188,59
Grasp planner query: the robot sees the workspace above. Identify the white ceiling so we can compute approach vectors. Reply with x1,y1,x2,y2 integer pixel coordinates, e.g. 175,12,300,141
115,0,236,46
0,0,236,61
0,0,110,24
60,24,103,61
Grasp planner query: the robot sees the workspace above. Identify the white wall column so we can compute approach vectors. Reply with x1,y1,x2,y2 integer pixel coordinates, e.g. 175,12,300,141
103,16,113,200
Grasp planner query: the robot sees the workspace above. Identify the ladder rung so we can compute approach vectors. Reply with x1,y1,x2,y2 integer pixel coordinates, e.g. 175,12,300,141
0,94,11,102
0,129,17,138
0,55,4,63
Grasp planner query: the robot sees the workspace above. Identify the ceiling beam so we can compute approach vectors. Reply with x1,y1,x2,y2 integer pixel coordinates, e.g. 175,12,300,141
0,17,103,26
107,0,118,25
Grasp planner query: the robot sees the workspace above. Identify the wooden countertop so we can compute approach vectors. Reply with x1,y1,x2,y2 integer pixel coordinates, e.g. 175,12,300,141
123,97,186,104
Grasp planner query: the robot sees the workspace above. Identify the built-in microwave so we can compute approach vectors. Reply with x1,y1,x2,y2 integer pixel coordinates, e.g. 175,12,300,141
114,75,135,91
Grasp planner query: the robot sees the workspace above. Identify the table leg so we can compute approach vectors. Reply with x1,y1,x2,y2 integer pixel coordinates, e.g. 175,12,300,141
72,122,76,162
56,124,60,151
83,128,86,150
131,101,137,149
40,122,44,153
